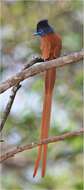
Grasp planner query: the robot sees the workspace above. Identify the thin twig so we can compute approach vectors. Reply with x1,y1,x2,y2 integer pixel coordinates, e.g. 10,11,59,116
0,128,83,163
0,50,83,94
0,57,43,132
0,84,21,132
23,57,43,70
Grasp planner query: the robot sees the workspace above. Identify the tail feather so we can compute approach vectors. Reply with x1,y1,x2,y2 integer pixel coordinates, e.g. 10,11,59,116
33,94,48,177
33,69,56,177
33,93,48,177
41,93,52,177
33,146,42,177
42,145,47,177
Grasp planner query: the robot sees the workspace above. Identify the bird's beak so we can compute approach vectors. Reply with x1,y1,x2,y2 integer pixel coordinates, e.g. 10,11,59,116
33,32,39,36
33,31,42,36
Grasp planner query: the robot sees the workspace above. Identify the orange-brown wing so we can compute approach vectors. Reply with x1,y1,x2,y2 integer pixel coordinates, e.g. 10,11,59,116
54,34,62,58
40,38,51,60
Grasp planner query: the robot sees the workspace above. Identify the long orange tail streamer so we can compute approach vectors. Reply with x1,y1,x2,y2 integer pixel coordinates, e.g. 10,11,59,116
33,68,56,177
41,68,56,177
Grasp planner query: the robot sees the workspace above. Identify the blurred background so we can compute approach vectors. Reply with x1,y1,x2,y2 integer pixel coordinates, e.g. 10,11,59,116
0,0,83,190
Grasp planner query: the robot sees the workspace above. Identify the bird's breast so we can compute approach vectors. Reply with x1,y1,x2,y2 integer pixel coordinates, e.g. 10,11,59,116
40,33,62,60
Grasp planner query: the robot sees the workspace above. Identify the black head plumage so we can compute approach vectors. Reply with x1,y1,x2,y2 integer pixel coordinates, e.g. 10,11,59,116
34,19,54,36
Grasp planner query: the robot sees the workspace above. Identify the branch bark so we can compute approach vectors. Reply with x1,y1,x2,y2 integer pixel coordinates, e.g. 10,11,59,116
0,128,83,163
0,50,83,94
0,57,43,132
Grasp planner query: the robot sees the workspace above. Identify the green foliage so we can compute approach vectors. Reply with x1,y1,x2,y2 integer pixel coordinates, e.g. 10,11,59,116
63,32,81,51
37,175,56,189
32,78,43,91
75,71,83,90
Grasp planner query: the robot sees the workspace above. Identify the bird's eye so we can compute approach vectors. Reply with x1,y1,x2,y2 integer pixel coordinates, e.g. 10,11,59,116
39,29,44,34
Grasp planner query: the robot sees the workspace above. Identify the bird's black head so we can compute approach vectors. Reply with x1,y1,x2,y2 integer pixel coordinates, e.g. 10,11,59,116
34,19,54,36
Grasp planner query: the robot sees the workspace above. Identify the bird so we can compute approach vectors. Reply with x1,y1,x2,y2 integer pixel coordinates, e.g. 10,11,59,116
33,19,62,177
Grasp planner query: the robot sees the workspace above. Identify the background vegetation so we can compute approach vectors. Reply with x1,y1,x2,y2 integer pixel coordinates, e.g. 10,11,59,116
0,0,83,190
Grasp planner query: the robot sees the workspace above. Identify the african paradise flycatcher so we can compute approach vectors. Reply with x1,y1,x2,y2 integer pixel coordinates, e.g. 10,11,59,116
33,20,62,177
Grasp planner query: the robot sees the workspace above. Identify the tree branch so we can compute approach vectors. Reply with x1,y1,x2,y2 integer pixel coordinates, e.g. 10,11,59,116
0,128,83,163
0,84,21,132
0,50,83,94
0,57,43,132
